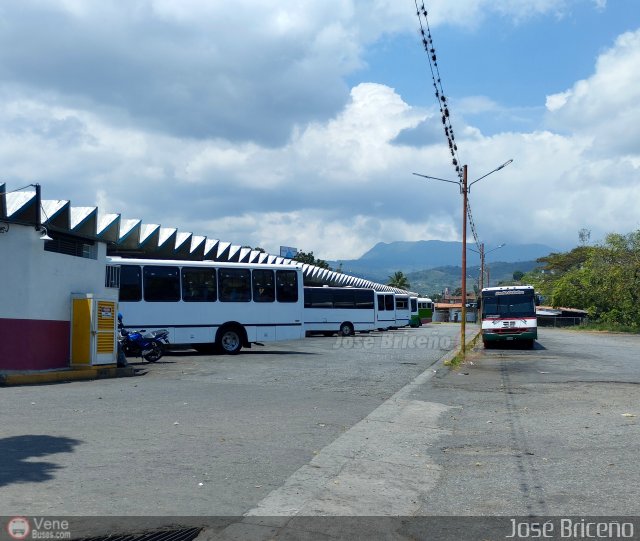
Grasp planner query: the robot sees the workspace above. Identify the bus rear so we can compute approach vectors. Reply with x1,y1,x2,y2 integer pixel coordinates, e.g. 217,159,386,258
394,294,411,328
481,286,538,348
375,293,396,330
409,296,421,327
417,297,433,324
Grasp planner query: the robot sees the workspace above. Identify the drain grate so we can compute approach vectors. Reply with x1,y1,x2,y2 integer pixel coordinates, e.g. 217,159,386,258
74,527,203,541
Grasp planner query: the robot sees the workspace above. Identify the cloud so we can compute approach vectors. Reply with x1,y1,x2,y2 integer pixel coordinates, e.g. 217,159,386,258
415,0,577,27
1,2,640,263
545,29,640,154
0,1,372,146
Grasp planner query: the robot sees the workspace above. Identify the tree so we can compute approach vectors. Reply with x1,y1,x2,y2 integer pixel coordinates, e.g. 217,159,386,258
524,230,640,328
387,271,410,290
578,228,591,245
513,270,524,282
293,250,331,270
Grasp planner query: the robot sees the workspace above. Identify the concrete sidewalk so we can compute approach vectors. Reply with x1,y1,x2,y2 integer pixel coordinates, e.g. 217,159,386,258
0,365,139,385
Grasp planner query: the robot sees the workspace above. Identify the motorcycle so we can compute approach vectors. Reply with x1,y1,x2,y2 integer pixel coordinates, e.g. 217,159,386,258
119,327,170,363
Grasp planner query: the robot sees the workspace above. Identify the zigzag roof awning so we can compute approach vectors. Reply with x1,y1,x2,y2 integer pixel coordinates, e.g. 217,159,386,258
0,182,416,295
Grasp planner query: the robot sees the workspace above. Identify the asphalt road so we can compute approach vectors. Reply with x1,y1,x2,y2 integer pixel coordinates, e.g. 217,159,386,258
413,327,640,516
1,325,639,540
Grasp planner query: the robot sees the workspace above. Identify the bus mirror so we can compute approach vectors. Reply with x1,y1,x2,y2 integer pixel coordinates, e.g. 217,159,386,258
535,294,542,306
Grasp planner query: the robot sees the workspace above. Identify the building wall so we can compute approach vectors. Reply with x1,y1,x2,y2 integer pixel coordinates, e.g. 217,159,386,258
0,224,116,370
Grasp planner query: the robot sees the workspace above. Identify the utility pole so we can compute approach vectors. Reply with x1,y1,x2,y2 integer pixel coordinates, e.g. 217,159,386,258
461,165,468,358
413,160,513,362
480,242,485,291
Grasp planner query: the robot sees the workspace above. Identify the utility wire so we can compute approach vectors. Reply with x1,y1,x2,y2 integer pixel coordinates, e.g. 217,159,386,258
415,2,482,252
414,1,463,183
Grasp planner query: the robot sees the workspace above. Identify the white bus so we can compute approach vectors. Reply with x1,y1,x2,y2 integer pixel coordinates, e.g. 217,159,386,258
109,257,304,354
303,286,377,337
376,292,396,330
394,293,411,328
480,285,538,348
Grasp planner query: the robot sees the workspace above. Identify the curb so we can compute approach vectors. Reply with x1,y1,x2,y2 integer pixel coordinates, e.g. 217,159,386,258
442,328,482,368
0,366,139,386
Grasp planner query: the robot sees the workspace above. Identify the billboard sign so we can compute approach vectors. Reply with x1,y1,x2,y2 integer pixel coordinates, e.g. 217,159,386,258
280,246,298,259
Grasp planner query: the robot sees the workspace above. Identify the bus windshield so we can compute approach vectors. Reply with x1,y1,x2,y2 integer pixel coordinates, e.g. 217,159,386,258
482,293,535,318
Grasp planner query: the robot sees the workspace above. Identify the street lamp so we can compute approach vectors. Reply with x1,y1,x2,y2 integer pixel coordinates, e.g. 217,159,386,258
469,243,506,290
413,160,513,358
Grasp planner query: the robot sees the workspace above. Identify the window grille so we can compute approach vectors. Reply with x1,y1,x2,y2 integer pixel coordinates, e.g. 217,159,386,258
105,265,120,289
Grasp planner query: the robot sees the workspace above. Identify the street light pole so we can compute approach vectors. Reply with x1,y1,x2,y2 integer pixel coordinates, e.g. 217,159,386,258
461,165,468,354
480,243,485,291
413,159,513,361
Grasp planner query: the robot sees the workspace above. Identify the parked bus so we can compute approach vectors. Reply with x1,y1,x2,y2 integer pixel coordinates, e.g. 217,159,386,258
394,293,411,328
108,257,304,354
480,285,538,348
409,296,421,327
417,297,434,324
303,286,377,337
376,292,396,330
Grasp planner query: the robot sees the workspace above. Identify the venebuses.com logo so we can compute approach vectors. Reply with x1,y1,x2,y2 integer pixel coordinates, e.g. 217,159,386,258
6,518,30,540
5,517,70,540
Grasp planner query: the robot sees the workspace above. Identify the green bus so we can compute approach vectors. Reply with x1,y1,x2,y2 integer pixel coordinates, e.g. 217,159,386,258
417,297,434,324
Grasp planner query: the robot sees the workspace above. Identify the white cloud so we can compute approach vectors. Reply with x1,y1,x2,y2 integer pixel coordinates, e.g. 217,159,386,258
415,0,575,27
1,1,640,264
545,29,640,154
545,90,572,112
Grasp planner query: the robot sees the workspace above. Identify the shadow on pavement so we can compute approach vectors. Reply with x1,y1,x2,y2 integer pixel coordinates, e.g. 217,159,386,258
0,435,82,487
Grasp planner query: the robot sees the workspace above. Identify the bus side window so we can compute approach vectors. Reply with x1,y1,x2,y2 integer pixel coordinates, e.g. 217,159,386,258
219,268,251,302
276,270,298,303
119,265,142,302
253,269,275,303
377,295,385,311
143,265,180,302
355,290,374,309
385,295,394,311
182,267,217,302
333,289,355,309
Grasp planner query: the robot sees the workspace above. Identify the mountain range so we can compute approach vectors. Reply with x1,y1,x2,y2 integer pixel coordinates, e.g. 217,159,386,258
331,240,556,291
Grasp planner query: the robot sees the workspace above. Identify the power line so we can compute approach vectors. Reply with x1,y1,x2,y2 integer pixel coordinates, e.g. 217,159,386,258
414,2,482,252
414,1,463,183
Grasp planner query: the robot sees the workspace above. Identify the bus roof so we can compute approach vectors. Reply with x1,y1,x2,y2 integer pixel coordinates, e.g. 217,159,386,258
481,285,534,293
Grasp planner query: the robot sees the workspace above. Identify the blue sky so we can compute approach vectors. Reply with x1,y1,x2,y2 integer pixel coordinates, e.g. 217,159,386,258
1,0,639,260
356,0,640,135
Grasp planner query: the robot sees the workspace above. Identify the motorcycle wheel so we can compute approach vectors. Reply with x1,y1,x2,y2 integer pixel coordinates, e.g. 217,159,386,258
143,343,163,363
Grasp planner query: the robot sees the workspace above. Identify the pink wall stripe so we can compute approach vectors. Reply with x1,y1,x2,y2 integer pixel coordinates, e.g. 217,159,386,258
0,318,70,371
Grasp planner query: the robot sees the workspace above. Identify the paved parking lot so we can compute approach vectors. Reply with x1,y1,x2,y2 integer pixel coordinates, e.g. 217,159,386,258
2,325,639,540
0,324,465,521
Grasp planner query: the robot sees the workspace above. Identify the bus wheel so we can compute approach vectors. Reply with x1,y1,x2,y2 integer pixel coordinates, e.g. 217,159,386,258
339,323,354,337
217,326,243,355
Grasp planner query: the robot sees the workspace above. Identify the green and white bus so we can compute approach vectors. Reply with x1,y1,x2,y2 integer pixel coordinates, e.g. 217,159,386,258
417,297,434,324
409,296,421,327
480,285,538,348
